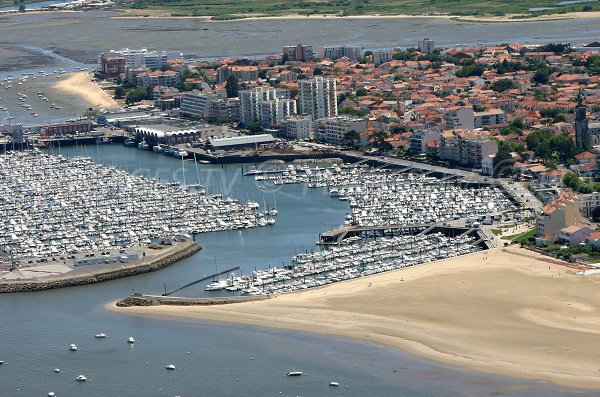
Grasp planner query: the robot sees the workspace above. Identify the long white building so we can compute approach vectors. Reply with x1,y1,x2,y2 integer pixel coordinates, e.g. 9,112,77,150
299,77,337,120
316,46,362,60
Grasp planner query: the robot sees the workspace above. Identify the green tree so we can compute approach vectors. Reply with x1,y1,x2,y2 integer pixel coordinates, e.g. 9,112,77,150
114,86,125,99
355,87,367,96
226,74,239,98
532,69,550,84
491,78,515,92
125,87,153,104
247,121,263,134
343,129,360,149
492,147,514,177
371,130,392,154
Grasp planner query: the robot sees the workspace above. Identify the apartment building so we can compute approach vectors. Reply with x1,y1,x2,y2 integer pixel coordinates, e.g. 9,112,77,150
438,130,498,168
281,115,314,140
282,44,314,62
136,70,180,88
239,87,290,126
418,38,435,54
99,54,126,78
179,91,220,119
316,116,368,145
473,108,507,128
444,107,475,130
536,193,582,242
259,99,297,129
102,48,181,69
579,192,600,218
217,65,259,83
372,51,393,66
299,77,337,119
208,98,240,123
316,46,362,60
408,130,441,154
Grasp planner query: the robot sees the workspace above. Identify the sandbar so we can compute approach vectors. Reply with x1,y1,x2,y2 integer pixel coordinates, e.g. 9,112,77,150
112,246,600,388
51,71,117,109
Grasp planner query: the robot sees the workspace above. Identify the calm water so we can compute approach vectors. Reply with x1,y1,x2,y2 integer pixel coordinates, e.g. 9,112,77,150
0,144,596,397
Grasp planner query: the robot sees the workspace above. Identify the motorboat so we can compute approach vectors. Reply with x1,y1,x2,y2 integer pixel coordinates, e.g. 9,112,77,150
286,371,303,377
75,375,87,382
95,333,107,338
54,368,61,373
165,364,176,370
48,392,56,397
204,280,228,291
69,344,78,351
127,337,135,344
329,381,339,387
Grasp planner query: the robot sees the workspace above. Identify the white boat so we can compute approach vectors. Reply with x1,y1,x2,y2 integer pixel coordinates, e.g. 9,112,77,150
127,337,135,344
204,280,228,291
95,333,106,338
286,371,303,377
69,344,78,351
329,381,339,387
165,364,176,370
75,375,87,382
48,392,56,397
174,149,188,157
54,368,61,373
137,141,149,150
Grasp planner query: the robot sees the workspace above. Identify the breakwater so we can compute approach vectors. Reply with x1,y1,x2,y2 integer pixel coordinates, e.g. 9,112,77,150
116,293,270,307
0,240,201,293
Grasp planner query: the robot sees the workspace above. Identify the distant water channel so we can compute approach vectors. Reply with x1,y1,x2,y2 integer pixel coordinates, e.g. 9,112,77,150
0,144,596,397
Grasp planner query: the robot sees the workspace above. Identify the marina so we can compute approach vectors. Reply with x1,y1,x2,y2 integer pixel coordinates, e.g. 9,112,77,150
0,150,273,268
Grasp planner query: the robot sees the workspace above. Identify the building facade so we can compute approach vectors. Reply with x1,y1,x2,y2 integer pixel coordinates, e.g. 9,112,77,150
136,70,180,88
418,38,435,54
239,87,290,126
299,77,337,119
316,46,362,60
439,130,498,168
282,44,314,62
536,193,582,242
316,116,368,145
258,99,297,129
281,115,314,140
179,91,220,119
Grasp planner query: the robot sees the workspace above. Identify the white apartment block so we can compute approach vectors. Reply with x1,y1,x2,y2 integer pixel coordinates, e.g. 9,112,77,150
259,99,297,129
474,109,507,128
136,70,180,88
372,51,393,66
239,87,290,126
444,107,475,130
317,46,362,60
104,48,181,69
316,116,368,145
299,77,337,120
281,115,314,140
180,91,220,119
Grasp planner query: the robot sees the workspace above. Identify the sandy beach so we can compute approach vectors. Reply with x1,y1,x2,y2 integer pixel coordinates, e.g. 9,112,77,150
51,71,116,109
113,9,600,23
112,246,600,388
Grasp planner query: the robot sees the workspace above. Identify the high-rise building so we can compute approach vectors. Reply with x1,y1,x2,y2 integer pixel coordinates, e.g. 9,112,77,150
239,87,291,126
259,99,297,129
418,38,435,54
299,77,337,119
575,91,590,151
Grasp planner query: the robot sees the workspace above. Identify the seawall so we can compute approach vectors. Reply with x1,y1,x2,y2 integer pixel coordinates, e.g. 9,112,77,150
116,294,270,307
0,240,201,293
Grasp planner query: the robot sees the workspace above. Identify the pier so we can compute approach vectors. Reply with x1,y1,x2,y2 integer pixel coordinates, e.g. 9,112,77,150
319,224,491,248
163,266,241,296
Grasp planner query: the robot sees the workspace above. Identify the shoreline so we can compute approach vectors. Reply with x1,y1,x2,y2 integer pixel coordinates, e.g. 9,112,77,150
110,10,600,23
51,71,117,109
0,240,201,292
110,246,600,389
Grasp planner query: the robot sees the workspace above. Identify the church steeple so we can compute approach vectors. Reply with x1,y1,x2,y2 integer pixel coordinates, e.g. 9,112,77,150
575,90,590,150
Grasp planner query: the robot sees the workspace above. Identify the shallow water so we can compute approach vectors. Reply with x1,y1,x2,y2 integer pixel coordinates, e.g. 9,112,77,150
0,145,596,396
